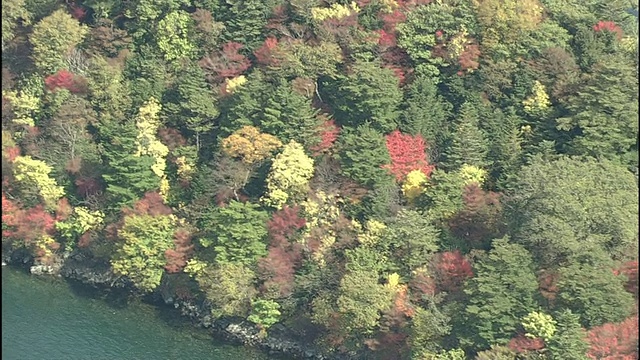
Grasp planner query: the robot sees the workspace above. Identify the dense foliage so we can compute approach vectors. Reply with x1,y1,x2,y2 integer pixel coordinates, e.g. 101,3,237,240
2,0,638,358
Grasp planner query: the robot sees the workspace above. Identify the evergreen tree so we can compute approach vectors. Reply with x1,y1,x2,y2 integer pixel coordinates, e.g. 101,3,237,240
556,261,636,328
400,75,453,160
163,62,219,150
547,310,589,360
101,121,159,208
443,102,490,171
322,60,403,134
337,124,394,188
461,237,538,350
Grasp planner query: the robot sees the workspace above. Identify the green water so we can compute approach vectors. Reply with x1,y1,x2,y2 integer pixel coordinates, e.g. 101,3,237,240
1,266,275,360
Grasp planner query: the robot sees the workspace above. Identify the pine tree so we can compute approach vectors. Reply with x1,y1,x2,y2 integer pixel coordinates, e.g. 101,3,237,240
400,75,453,156
101,121,159,208
322,60,403,134
443,101,490,171
260,79,322,149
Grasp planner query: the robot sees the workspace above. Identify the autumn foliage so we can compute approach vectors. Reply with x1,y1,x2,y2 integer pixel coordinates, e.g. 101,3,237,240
311,118,340,156
593,21,624,39
587,316,638,360
383,130,434,181
615,260,638,298
199,42,251,83
164,227,194,273
45,69,86,94
258,206,306,297
448,183,503,249
432,250,474,294
508,334,545,353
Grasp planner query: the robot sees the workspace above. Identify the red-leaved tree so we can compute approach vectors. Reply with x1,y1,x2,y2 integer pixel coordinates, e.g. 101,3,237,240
432,250,474,294
448,183,504,249
508,334,545,353
593,21,624,39
383,130,434,181
199,42,251,84
258,205,306,297
311,118,340,156
587,315,639,360
45,69,85,93
164,227,194,273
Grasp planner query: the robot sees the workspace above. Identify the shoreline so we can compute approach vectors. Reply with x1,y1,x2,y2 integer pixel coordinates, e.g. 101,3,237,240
1,249,353,360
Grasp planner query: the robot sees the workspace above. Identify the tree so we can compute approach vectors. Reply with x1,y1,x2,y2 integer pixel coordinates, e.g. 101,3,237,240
101,121,159,208
194,262,257,318
462,237,538,350
442,102,490,171
336,269,394,337
338,124,393,188
162,62,218,150
199,41,251,84
111,212,176,292
587,315,638,360
221,126,282,165
322,60,403,133
546,310,589,360
400,75,453,157
410,300,453,357
262,141,314,209
12,155,65,209
556,261,635,328
378,209,440,274
432,250,474,295
506,156,639,269
2,0,31,48
247,299,281,330
383,130,435,182
198,200,269,265
156,10,197,62
556,54,638,163
29,9,89,74
259,79,322,148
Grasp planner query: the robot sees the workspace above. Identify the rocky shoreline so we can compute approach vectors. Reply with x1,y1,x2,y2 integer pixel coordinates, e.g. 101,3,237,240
1,249,356,360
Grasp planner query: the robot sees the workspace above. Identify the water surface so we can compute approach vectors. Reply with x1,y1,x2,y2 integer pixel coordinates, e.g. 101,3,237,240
2,266,274,360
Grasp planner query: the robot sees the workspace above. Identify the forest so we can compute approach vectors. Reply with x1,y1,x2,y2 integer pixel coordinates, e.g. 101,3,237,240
1,0,639,358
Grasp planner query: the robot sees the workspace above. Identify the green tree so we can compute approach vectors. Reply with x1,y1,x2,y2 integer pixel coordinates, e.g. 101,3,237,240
410,300,453,357
546,309,589,360
556,261,636,328
378,209,440,274
163,62,218,150
217,0,274,50
195,262,257,318
2,0,31,48
443,102,490,171
336,269,394,336
400,75,453,157
29,9,89,74
198,201,269,265
156,10,197,62
461,237,538,350
337,124,393,188
101,121,159,208
247,299,281,330
506,156,639,268
260,79,322,148
556,54,638,163
322,60,403,133
111,214,176,292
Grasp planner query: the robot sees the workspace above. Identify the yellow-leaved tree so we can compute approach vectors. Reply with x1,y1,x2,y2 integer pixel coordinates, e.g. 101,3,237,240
221,125,282,165
12,155,65,209
135,98,170,200
262,141,314,209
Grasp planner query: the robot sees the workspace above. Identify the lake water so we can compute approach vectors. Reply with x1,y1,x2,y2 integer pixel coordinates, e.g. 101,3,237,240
2,266,276,360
